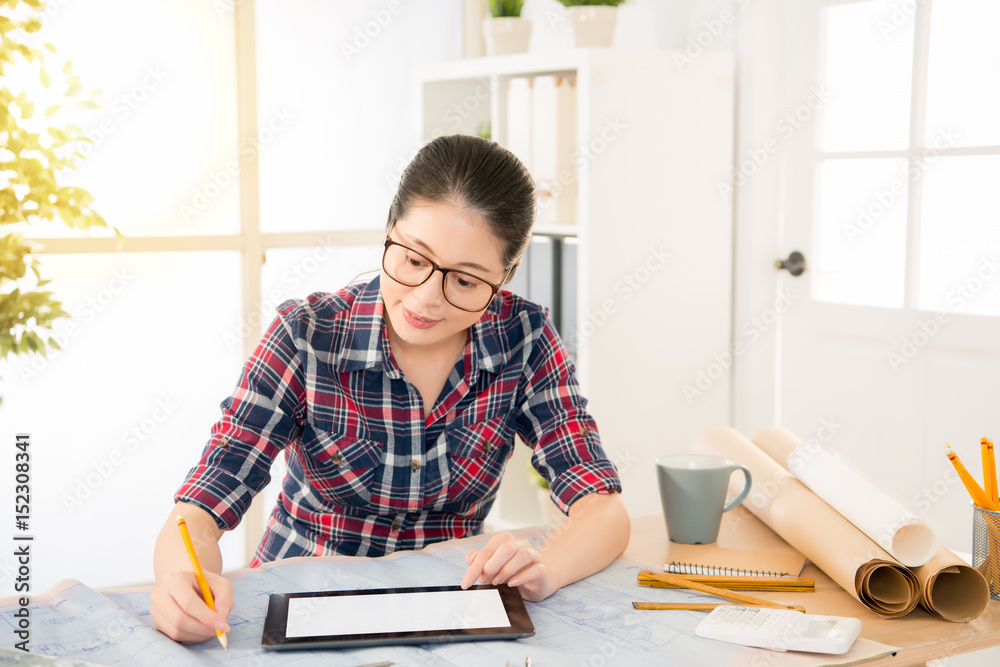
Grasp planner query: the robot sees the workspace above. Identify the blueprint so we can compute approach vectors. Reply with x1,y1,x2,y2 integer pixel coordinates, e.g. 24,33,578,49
0,527,895,666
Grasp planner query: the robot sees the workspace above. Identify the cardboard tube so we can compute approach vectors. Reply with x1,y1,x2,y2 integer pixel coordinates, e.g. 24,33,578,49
693,426,920,618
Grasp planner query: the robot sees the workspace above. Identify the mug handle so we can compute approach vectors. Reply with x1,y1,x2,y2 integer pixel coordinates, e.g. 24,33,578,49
722,464,752,512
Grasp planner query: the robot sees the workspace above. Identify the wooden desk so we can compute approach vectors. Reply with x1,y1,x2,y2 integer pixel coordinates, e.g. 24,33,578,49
623,508,1000,666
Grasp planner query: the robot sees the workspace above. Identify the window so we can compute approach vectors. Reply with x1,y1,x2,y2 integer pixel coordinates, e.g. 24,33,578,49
814,0,1000,316
1,0,461,591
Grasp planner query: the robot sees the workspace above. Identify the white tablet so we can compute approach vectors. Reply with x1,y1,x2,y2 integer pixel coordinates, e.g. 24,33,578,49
261,584,535,650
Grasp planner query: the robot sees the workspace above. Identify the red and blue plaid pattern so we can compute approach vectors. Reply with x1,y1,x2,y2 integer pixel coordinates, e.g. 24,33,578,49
174,276,621,566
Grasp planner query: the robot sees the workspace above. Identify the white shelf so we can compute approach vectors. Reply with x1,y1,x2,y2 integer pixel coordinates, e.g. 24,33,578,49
532,224,579,238
417,49,735,522
418,48,624,81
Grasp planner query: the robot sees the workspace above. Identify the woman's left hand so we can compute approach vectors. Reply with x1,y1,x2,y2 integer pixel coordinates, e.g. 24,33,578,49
461,532,553,602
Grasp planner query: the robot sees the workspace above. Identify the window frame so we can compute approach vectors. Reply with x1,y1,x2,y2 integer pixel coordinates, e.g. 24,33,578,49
814,0,1000,312
26,2,383,560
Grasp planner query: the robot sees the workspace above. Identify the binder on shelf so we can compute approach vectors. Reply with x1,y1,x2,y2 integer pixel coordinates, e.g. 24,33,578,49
504,253,529,302
531,75,576,225
559,238,578,358
504,237,576,360
506,77,533,173
527,236,555,317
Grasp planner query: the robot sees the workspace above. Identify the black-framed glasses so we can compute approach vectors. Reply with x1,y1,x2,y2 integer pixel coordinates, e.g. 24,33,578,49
382,221,514,312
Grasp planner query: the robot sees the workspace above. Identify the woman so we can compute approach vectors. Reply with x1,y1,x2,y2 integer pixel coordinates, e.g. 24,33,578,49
150,134,629,643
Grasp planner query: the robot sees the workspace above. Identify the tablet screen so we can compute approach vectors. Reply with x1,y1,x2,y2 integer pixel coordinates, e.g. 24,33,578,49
286,588,510,637
262,584,534,650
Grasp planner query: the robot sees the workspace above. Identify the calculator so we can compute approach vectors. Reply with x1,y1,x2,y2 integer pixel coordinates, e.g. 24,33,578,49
694,606,862,654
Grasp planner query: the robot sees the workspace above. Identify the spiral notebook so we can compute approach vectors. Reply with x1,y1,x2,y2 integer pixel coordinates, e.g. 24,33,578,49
664,544,806,577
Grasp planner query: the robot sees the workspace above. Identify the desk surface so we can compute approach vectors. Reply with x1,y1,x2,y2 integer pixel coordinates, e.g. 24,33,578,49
1,511,996,666
625,508,1000,666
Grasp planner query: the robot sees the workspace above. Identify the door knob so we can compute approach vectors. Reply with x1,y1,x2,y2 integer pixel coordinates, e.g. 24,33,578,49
775,251,807,277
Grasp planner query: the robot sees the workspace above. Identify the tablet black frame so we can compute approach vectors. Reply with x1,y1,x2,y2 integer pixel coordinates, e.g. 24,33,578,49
261,583,535,651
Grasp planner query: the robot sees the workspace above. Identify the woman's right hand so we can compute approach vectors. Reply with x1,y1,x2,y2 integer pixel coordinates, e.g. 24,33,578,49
150,570,233,643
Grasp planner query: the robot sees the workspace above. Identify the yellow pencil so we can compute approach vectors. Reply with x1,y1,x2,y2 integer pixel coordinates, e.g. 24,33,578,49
988,439,998,507
946,445,999,511
983,438,995,507
177,517,228,650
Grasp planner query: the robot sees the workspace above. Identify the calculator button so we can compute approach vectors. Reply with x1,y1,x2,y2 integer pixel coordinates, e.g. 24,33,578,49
733,611,754,628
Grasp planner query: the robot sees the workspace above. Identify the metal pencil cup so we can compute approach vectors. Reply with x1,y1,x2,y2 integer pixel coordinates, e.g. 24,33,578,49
973,504,1000,601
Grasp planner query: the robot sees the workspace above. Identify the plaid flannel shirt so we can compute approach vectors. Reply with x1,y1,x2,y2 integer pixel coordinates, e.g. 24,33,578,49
175,275,621,565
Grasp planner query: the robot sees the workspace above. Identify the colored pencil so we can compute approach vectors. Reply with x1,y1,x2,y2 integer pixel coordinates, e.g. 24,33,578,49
945,445,998,511
636,571,806,612
637,570,814,592
988,439,998,507
177,516,228,650
632,601,806,613
983,438,994,506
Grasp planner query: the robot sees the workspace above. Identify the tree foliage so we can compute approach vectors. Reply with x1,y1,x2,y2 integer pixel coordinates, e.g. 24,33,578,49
1,0,117,405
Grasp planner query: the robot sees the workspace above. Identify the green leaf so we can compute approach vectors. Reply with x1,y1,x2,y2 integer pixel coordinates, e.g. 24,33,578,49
65,84,83,97
48,337,62,351
39,66,51,88
20,101,33,119
44,104,62,117
62,59,73,75
44,42,57,53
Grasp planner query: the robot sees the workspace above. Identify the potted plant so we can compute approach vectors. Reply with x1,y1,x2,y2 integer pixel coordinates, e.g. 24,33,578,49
483,0,531,57
557,0,626,48
0,0,116,404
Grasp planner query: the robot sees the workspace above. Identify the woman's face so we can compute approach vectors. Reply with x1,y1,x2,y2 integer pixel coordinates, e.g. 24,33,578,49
380,199,510,351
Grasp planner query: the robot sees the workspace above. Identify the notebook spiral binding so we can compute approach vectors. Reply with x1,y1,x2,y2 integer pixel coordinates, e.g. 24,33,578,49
665,562,791,577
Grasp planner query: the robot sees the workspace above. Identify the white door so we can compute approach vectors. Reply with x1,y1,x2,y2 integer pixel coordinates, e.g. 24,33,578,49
735,0,1000,552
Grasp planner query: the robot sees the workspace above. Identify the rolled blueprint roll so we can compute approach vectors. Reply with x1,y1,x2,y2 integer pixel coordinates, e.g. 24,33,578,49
752,426,989,623
693,426,920,618
781,442,939,566
912,547,990,622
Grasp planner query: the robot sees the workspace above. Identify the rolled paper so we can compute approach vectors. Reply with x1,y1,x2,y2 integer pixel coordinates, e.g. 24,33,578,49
693,426,920,618
752,426,990,623
777,440,940,566
912,547,991,622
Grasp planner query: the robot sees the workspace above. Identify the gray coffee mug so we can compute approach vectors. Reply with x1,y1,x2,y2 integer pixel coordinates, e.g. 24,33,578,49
656,454,752,544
